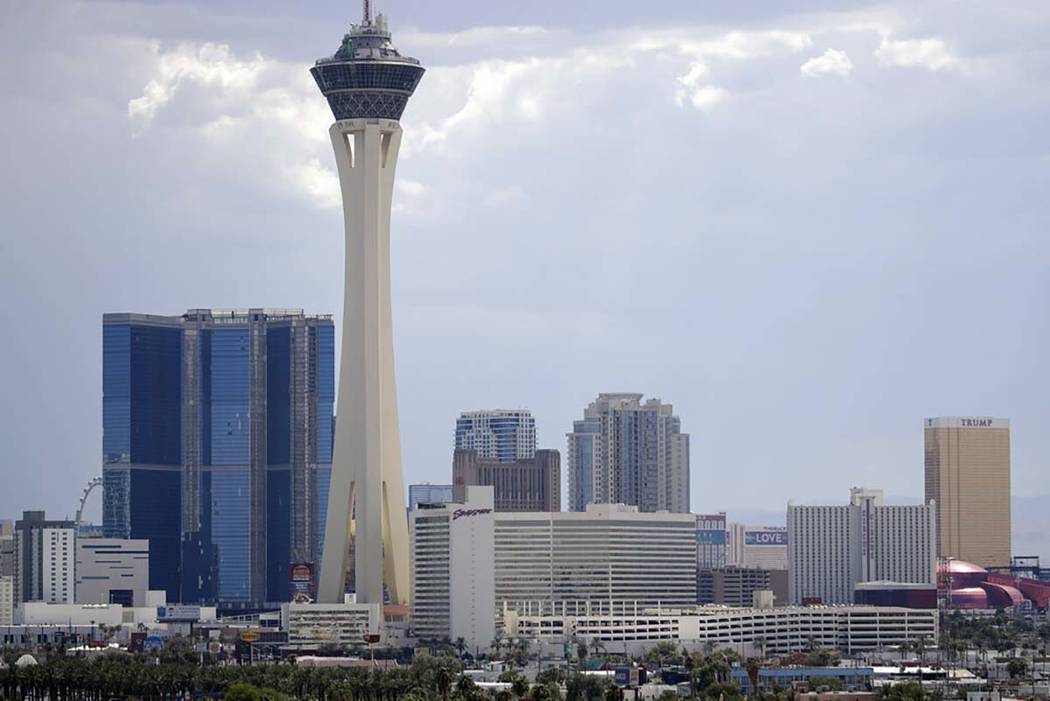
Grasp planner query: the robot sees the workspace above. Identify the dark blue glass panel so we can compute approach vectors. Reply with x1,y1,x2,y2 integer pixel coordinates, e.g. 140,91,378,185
209,329,249,466
267,467,290,602
102,325,131,464
129,468,181,600
128,326,182,464
211,467,251,602
102,467,130,538
199,329,212,466
316,324,335,465
311,62,423,93
267,328,291,466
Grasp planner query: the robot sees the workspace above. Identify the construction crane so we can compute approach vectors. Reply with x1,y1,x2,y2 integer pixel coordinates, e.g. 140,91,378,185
75,477,103,529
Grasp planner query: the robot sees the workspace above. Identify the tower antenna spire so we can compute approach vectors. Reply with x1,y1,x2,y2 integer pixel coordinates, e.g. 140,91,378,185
363,0,373,24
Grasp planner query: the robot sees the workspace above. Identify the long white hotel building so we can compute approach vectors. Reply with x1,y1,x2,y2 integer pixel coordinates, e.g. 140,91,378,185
410,487,697,651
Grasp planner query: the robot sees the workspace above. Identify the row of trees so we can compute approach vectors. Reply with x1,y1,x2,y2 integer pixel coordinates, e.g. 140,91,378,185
0,652,641,701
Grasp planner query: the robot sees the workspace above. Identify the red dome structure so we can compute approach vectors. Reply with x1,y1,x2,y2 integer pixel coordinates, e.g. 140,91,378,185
940,559,1027,609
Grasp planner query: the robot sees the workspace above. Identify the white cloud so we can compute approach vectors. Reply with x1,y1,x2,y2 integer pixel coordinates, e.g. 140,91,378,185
672,30,811,111
875,36,961,72
801,48,854,78
484,186,527,209
128,42,270,127
398,179,429,198
285,159,340,209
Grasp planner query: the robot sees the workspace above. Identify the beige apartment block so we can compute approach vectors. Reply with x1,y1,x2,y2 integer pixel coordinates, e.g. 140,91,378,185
924,417,1011,568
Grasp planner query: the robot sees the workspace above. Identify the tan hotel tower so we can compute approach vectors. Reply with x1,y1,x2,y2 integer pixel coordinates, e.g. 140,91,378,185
924,417,1011,568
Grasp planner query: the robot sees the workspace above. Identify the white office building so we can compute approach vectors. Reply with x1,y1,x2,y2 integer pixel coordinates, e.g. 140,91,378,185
75,539,149,606
410,487,697,652
727,524,789,570
788,488,937,605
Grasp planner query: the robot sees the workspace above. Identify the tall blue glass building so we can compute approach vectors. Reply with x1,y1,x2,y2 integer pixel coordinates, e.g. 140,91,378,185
103,309,334,605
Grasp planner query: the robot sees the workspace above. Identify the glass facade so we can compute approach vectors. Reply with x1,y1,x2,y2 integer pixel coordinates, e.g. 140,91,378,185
101,321,183,600
209,327,251,602
102,310,334,605
408,484,454,510
315,324,335,557
454,410,536,463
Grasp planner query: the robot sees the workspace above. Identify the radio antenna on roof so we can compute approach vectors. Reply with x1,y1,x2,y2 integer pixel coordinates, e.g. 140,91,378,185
363,0,373,25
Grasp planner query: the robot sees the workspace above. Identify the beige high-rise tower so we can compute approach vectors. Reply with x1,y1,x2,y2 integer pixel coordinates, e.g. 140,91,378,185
924,417,1011,568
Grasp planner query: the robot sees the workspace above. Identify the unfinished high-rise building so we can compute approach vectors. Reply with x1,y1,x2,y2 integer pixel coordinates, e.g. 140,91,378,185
103,308,334,604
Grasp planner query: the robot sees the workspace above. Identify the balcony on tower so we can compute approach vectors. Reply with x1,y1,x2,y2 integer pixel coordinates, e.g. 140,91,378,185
311,13,425,121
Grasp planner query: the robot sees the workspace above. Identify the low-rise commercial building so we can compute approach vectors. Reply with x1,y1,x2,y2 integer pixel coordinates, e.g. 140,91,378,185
731,667,874,694
75,538,149,606
698,567,788,606
284,600,381,650
503,604,937,656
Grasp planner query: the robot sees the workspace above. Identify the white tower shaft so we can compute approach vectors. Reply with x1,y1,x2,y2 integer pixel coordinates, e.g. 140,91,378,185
318,118,410,605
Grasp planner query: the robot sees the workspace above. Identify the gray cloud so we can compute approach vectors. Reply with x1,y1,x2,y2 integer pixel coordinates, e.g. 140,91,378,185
1,1,1048,546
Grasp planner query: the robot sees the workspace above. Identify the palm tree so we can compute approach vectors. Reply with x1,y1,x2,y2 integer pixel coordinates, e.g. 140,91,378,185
533,683,554,701
435,666,453,701
512,675,530,699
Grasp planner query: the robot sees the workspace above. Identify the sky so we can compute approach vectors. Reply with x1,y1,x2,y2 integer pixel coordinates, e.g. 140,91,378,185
1,1,1048,538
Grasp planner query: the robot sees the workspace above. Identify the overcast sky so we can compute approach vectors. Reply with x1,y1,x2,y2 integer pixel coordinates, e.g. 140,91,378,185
2,1,1048,529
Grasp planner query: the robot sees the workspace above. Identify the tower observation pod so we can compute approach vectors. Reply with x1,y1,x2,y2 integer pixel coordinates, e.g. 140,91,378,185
311,5,424,605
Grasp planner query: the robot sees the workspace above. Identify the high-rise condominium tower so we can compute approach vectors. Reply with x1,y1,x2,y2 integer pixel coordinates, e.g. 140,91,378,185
455,410,537,462
102,309,334,603
924,417,1011,568
567,393,690,513
311,5,424,605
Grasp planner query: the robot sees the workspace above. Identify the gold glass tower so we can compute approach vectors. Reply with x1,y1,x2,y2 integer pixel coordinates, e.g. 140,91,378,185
924,417,1011,568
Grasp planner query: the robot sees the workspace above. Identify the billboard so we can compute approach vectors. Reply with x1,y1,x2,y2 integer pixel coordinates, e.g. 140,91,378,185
697,529,726,545
289,562,316,601
157,605,202,622
744,529,787,546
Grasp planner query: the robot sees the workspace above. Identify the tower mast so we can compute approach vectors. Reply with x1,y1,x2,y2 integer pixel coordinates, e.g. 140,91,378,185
363,0,373,24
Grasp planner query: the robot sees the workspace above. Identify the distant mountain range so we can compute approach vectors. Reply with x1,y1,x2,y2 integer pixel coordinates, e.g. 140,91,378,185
721,495,1050,563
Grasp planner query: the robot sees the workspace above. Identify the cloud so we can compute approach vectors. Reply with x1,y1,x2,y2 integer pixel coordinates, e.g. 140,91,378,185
128,42,271,127
672,29,812,111
285,159,340,209
483,186,527,209
874,36,961,72
800,48,854,78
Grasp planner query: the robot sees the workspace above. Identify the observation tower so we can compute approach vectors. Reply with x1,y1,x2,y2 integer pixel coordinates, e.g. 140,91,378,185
312,1,424,605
